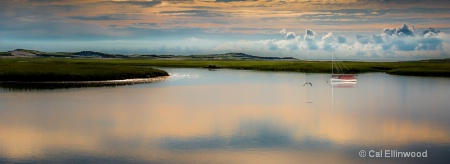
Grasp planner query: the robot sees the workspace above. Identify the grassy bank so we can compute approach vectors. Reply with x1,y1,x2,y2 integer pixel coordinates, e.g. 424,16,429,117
57,58,449,77
1,58,449,82
0,58,169,82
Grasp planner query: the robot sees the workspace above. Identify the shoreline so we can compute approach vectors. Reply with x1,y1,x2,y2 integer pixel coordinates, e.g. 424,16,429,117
0,76,168,85
143,60,450,77
0,76,168,90
1,58,449,81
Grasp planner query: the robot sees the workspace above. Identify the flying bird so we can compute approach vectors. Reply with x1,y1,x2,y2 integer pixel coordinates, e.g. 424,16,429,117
303,82,312,87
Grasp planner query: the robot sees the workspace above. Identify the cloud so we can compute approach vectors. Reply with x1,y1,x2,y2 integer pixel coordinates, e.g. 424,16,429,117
186,37,202,41
348,24,445,54
304,29,316,40
382,28,397,36
390,37,417,51
111,0,162,7
300,29,318,50
320,32,335,52
387,27,444,52
303,29,316,43
277,39,300,51
215,0,256,3
372,35,383,44
321,32,334,43
67,15,133,21
348,25,446,57
285,32,296,40
355,51,366,57
213,24,449,60
422,27,441,36
279,29,296,40
336,35,347,43
382,24,416,37
86,24,447,60
356,34,370,44
396,24,415,37
159,10,226,17
262,39,279,50
417,37,443,50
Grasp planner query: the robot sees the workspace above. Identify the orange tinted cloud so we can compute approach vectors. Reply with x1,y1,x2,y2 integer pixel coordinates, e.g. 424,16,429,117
6,0,450,34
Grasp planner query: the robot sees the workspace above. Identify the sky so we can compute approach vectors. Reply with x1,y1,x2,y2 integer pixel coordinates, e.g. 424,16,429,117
1,0,450,60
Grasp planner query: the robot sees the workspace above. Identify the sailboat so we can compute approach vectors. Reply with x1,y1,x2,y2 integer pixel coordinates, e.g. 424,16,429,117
329,53,357,83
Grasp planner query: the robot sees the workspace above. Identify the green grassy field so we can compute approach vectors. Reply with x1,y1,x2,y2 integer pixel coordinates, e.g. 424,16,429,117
50,58,448,77
0,58,169,82
0,58,449,83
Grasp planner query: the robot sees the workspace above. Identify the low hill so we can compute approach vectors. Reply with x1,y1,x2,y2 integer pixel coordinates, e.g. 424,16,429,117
73,51,127,58
419,58,450,62
0,49,299,60
9,49,39,57
189,53,297,60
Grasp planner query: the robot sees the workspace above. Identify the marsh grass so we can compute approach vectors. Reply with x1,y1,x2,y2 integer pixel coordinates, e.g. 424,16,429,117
0,58,169,82
1,58,449,83
104,59,450,77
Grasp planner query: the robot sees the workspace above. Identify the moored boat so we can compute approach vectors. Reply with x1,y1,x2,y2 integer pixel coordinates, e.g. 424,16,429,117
330,53,358,83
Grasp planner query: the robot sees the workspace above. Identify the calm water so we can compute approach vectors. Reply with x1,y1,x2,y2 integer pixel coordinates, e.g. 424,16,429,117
1,68,450,163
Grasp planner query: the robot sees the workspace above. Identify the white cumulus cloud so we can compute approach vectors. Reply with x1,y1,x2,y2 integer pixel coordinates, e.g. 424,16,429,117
285,32,296,40
212,24,449,60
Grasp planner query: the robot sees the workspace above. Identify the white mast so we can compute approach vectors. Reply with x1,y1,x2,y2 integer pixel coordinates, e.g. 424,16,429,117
331,52,334,75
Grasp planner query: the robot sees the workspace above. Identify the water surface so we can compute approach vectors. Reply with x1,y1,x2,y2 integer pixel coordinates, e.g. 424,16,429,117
1,68,449,163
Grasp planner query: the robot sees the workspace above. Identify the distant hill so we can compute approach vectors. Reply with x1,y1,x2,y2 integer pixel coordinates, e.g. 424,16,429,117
189,53,297,60
9,49,39,57
73,51,127,58
2,49,74,58
419,58,450,62
0,49,299,60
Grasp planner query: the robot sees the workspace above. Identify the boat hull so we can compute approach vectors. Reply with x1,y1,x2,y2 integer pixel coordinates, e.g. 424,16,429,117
330,74,357,82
